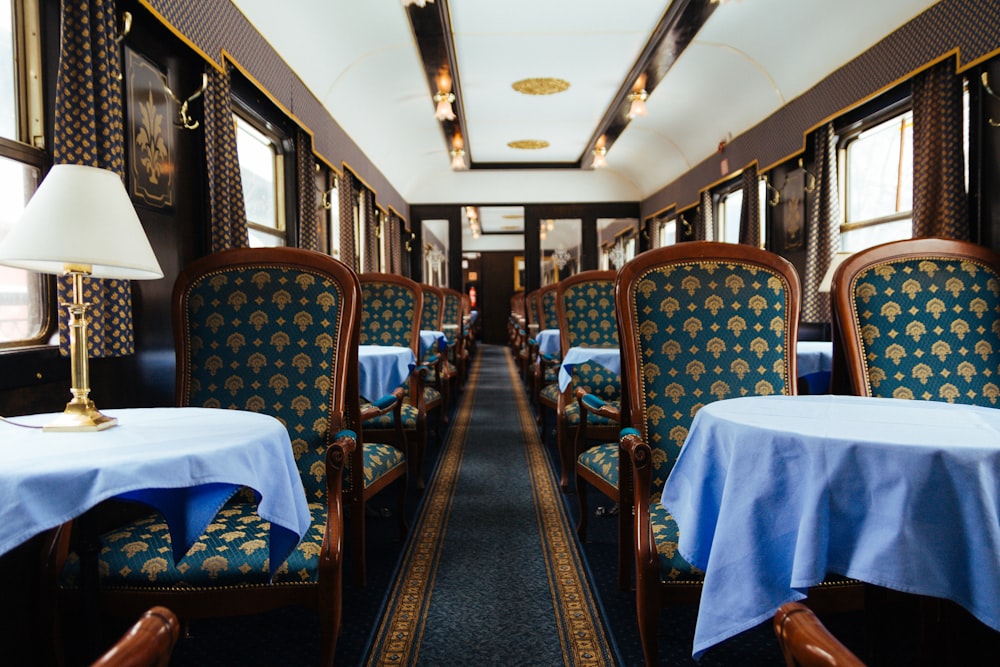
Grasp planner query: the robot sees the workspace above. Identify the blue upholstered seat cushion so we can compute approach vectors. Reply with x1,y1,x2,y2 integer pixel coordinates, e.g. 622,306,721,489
543,366,558,383
355,442,406,491
539,382,560,405
61,502,330,589
577,443,619,488
362,402,420,429
649,494,703,583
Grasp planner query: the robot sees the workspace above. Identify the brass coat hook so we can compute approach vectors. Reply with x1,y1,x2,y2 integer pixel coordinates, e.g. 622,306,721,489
679,214,692,236
404,231,416,252
116,11,132,45
982,72,1000,127
319,187,333,209
798,158,817,193
160,73,208,130
764,174,781,206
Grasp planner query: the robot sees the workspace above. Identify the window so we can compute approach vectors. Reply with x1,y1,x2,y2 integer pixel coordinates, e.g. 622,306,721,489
656,216,676,248
235,115,286,247
839,110,913,252
717,189,742,243
327,174,340,259
0,0,50,348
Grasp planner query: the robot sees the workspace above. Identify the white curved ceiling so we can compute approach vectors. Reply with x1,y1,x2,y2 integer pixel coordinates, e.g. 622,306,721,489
231,0,939,205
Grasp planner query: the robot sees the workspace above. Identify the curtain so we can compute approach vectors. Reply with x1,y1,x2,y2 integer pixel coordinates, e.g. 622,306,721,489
738,164,761,247
204,62,248,252
802,123,841,324
295,128,319,251
53,0,134,358
338,172,357,270
387,212,402,274
697,190,714,241
363,188,378,272
912,57,968,239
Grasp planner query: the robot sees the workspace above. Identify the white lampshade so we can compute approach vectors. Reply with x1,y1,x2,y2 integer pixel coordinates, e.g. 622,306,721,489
0,164,163,280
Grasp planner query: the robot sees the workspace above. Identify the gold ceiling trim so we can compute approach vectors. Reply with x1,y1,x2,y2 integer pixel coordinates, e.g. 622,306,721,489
511,77,571,95
502,214,524,219
508,139,550,150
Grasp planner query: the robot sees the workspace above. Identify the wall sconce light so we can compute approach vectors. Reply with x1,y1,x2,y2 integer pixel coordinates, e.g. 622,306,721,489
450,148,467,170
402,0,435,7
592,146,608,169
434,67,456,121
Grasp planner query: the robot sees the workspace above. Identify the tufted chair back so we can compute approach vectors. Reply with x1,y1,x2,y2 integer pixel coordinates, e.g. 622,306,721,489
832,237,1000,406
174,247,361,504
359,273,422,354
539,284,560,331
557,270,620,399
420,284,444,332
618,242,799,494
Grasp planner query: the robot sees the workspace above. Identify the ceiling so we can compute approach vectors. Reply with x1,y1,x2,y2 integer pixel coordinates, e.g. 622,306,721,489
230,0,939,206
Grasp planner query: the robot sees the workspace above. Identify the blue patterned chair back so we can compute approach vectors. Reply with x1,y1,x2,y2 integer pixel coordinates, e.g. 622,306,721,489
421,285,444,332
359,274,422,354
618,243,800,493
174,247,361,504
832,238,1000,406
557,270,620,397
526,289,541,330
442,288,463,344
540,285,560,331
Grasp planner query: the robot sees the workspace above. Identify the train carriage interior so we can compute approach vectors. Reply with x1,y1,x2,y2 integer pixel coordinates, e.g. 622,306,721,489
1,0,999,665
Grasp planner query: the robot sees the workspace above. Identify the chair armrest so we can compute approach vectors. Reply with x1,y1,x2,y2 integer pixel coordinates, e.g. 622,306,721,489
620,429,658,577
323,430,357,564
360,387,404,422
574,387,621,421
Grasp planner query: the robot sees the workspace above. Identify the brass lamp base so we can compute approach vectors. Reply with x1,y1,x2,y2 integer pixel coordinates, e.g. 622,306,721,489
43,398,118,432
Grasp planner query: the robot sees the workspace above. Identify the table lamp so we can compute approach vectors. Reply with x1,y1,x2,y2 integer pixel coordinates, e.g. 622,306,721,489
0,164,163,431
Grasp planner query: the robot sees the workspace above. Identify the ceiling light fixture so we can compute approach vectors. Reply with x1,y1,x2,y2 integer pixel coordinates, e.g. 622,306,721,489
434,67,456,121
592,146,608,169
627,89,648,119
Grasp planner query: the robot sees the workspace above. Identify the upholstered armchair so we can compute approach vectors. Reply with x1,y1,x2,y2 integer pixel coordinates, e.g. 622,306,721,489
532,283,561,423
441,287,468,388
418,284,452,412
538,271,620,492
47,248,373,667
831,237,1000,407
359,273,434,496
617,242,858,665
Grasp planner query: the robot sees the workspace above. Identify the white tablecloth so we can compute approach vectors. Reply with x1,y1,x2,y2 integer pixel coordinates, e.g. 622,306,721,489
536,328,561,356
0,407,310,574
419,330,447,355
661,394,1000,657
358,344,416,401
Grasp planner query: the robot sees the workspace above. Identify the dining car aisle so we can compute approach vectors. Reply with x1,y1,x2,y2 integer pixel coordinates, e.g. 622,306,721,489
367,344,617,665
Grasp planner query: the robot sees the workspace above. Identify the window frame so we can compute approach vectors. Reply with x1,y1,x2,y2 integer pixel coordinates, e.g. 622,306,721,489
233,110,287,247
0,0,53,350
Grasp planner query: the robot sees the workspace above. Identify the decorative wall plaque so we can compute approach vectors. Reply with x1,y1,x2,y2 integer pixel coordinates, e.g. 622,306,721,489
126,47,175,210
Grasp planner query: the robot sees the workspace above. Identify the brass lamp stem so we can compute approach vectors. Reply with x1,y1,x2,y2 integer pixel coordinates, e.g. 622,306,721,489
43,269,118,431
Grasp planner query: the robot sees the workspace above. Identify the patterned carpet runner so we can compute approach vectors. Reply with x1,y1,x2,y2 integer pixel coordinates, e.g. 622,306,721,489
367,345,615,666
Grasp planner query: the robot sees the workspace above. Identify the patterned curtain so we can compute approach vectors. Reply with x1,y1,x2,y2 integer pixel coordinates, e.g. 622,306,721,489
912,57,968,239
363,188,378,272
802,123,841,324
53,0,134,358
295,128,318,251
338,172,357,270
387,212,402,274
697,190,715,241
738,164,761,247
204,62,248,252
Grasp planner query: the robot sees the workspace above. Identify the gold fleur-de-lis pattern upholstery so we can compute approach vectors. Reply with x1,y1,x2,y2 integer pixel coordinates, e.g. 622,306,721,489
632,260,793,580
541,287,560,331
421,289,442,332
62,258,380,588
560,278,621,405
848,256,1000,405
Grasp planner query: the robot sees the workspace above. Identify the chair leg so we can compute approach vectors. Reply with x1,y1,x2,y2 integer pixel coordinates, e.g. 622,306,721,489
318,573,342,667
576,473,589,540
396,476,408,539
617,499,631,592
351,501,366,587
635,574,659,667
